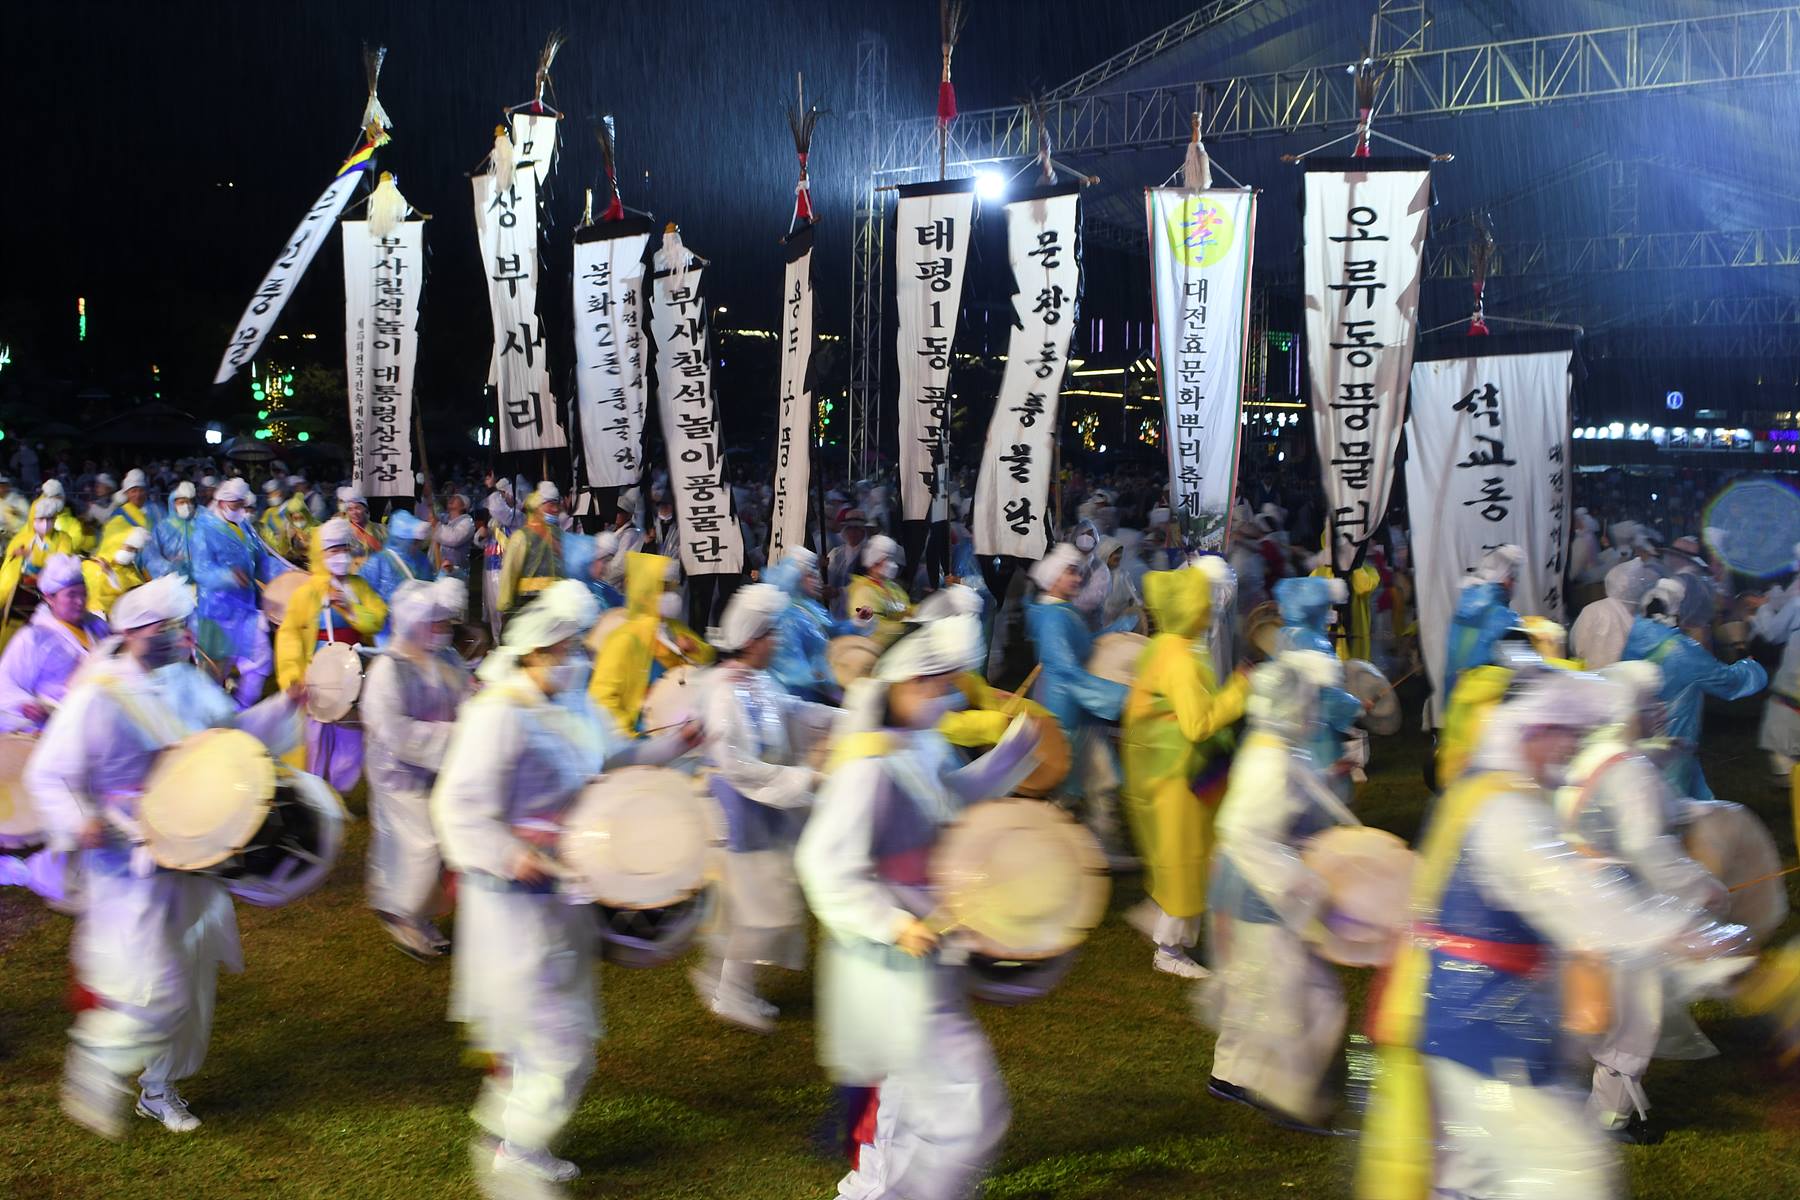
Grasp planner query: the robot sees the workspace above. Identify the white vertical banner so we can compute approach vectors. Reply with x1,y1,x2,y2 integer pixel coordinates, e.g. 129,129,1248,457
1303,161,1431,572
1146,186,1256,551
474,170,566,451
769,223,816,562
649,238,744,576
894,180,977,523
342,219,423,497
1405,341,1573,724
509,111,559,188
973,184,1081,560
572,219,653,488
216,149,378,385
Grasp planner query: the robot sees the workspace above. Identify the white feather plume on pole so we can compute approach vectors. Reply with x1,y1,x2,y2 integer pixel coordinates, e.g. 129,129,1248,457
1182,112,1212,189
657,224,695,289
367,172,412,238
491,126,516,193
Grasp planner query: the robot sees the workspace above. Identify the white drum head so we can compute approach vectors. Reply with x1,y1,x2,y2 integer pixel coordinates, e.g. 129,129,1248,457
1346,659,1403,736
584,606,631,656
932,799,1109,960
560,767,723,909
1301,825,1416,967
828,636,882,690
641,665,707,733
260,571,309,626
139,729,278,871
0,732,42,847
305,642,364,723
1086,633,1149,687
1686,801,1788,945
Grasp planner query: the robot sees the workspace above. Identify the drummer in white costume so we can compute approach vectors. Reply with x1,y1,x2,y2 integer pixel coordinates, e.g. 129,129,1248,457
694,583,839,1032
364,578,475,960
431,581,694,1192
1557,660,1729,1139
1204,650,1357,1134
26,575,304,1138
796,613,1042,1200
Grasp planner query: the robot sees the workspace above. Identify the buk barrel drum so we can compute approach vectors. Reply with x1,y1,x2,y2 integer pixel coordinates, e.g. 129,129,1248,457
641,665,709,734
583,607,630,657
931,798,1110,1005
559,766,724,967
0,732,43,850
304,642,364,724
1685,800,1788,945
1299,825,1416,967
1245,603,1285,661
827,635,882,691
136,728,343,907
1087,632,1149,688
1344,659,1403,736
259,571,309,627
1012,719,1072,799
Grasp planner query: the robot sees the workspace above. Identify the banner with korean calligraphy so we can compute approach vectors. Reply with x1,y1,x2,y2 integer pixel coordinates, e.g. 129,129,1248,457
342,219,422,497
474,169,566,451
973,184,1081,560
894,179,977,524
769,224,816,562
572,218,653,488
649,240,744,576
215,136,381,385
509,111,558,188
1405,337,1574,725
1145,186,1256,551
1302,159,1431,572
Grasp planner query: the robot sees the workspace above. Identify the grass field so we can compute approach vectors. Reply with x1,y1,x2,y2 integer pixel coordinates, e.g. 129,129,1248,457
4,698,1800,1199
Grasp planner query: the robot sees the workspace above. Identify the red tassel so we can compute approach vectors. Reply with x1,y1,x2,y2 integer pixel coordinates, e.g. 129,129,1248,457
1354,107,1373,158
601,193,625,222
937,80,958,128
794,151,815,224
1468,317,1490,336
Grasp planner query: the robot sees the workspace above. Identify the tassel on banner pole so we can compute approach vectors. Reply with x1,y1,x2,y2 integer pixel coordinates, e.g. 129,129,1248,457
360,44,393,142
937,0,969,181
788,73,823,232
1468,219,1495,336
595,115,625,222
533,31,566,115
1182,111,1212,190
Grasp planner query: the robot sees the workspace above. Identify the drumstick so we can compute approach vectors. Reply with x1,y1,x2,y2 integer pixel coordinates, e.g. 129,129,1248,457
1729,863,1800,894
1004,665,1044,717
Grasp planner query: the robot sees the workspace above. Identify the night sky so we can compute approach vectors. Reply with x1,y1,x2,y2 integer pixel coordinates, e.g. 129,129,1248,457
3,0,1200,433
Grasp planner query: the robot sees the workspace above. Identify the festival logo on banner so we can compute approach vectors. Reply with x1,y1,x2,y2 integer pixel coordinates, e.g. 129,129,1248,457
1405,338,1574,723
1302,160,1431,573
1147,187,1256,550
973,184,1082,560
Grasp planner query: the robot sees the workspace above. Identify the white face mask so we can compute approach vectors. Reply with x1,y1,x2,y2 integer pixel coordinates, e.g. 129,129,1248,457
115,551,138,567
324,552,353,577
422,626,453,653
548,655,589,694
874,559,896,581
222,506,246,525
659,592,684,620
174,501,193,519
32,520,50,536
1075,532,1097,553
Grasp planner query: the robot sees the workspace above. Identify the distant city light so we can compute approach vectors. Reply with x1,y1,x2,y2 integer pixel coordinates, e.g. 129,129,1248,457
204,427,224,446
77,296,87,342
974,170,1006,201
297,431,310,442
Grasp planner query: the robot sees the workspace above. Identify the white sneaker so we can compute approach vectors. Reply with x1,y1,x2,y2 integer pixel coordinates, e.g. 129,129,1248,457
1153,948,1210,980
710,991,776,1034
380,915,443,961
493,1142,580,1183
421,921,452,954
136,1087,201,1133
61,1046,128,1140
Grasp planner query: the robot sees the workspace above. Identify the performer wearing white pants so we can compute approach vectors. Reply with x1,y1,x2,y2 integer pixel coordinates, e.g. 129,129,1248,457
1557,661,1728,1137
364,578,474,960
1204,651,1354,1132
695,583,837,1032
797,613,1040,1200
26,576,302,1138
432,581,692,1193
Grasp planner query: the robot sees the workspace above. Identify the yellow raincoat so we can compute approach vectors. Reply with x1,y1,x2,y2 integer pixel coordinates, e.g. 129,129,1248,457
81,556,146,620
101,502,155,549
274,573,387,691
940,671,1052,748
1310,562,1382,660
1120,569,1253,919
1435,653,1581,786
847,572,911,646
0,526,78,613
589,551,714,732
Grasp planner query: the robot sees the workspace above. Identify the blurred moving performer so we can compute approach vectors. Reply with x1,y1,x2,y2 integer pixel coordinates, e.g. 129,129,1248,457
1026,543,1138,864
29,576,303,1138
766,546,849,703
847,534,911,645
1568,559,1658,669
1203,650,1354,1134
0,496,79,614
1441,545,1524,700
1357,672,1751,1200
364,579,474,961
796,613,1040,1200
1120,565,1251,979
0,555,106,733
1557,661,1728,1140
191,477,288,707
694,583,838,1031
1623,576,1766,803
143,482,197,582
589,551,713,733
498,482,566,618
432,582,690,1192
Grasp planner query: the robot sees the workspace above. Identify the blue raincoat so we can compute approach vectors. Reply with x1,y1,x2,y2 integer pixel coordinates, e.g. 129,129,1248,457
190,510,288,658
561,532,624,609
1024,596,1134,739
1272,577,1362,776
1443,581,1520,700
143,513,196,582
1623,617,1767,801
764,556,852,701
